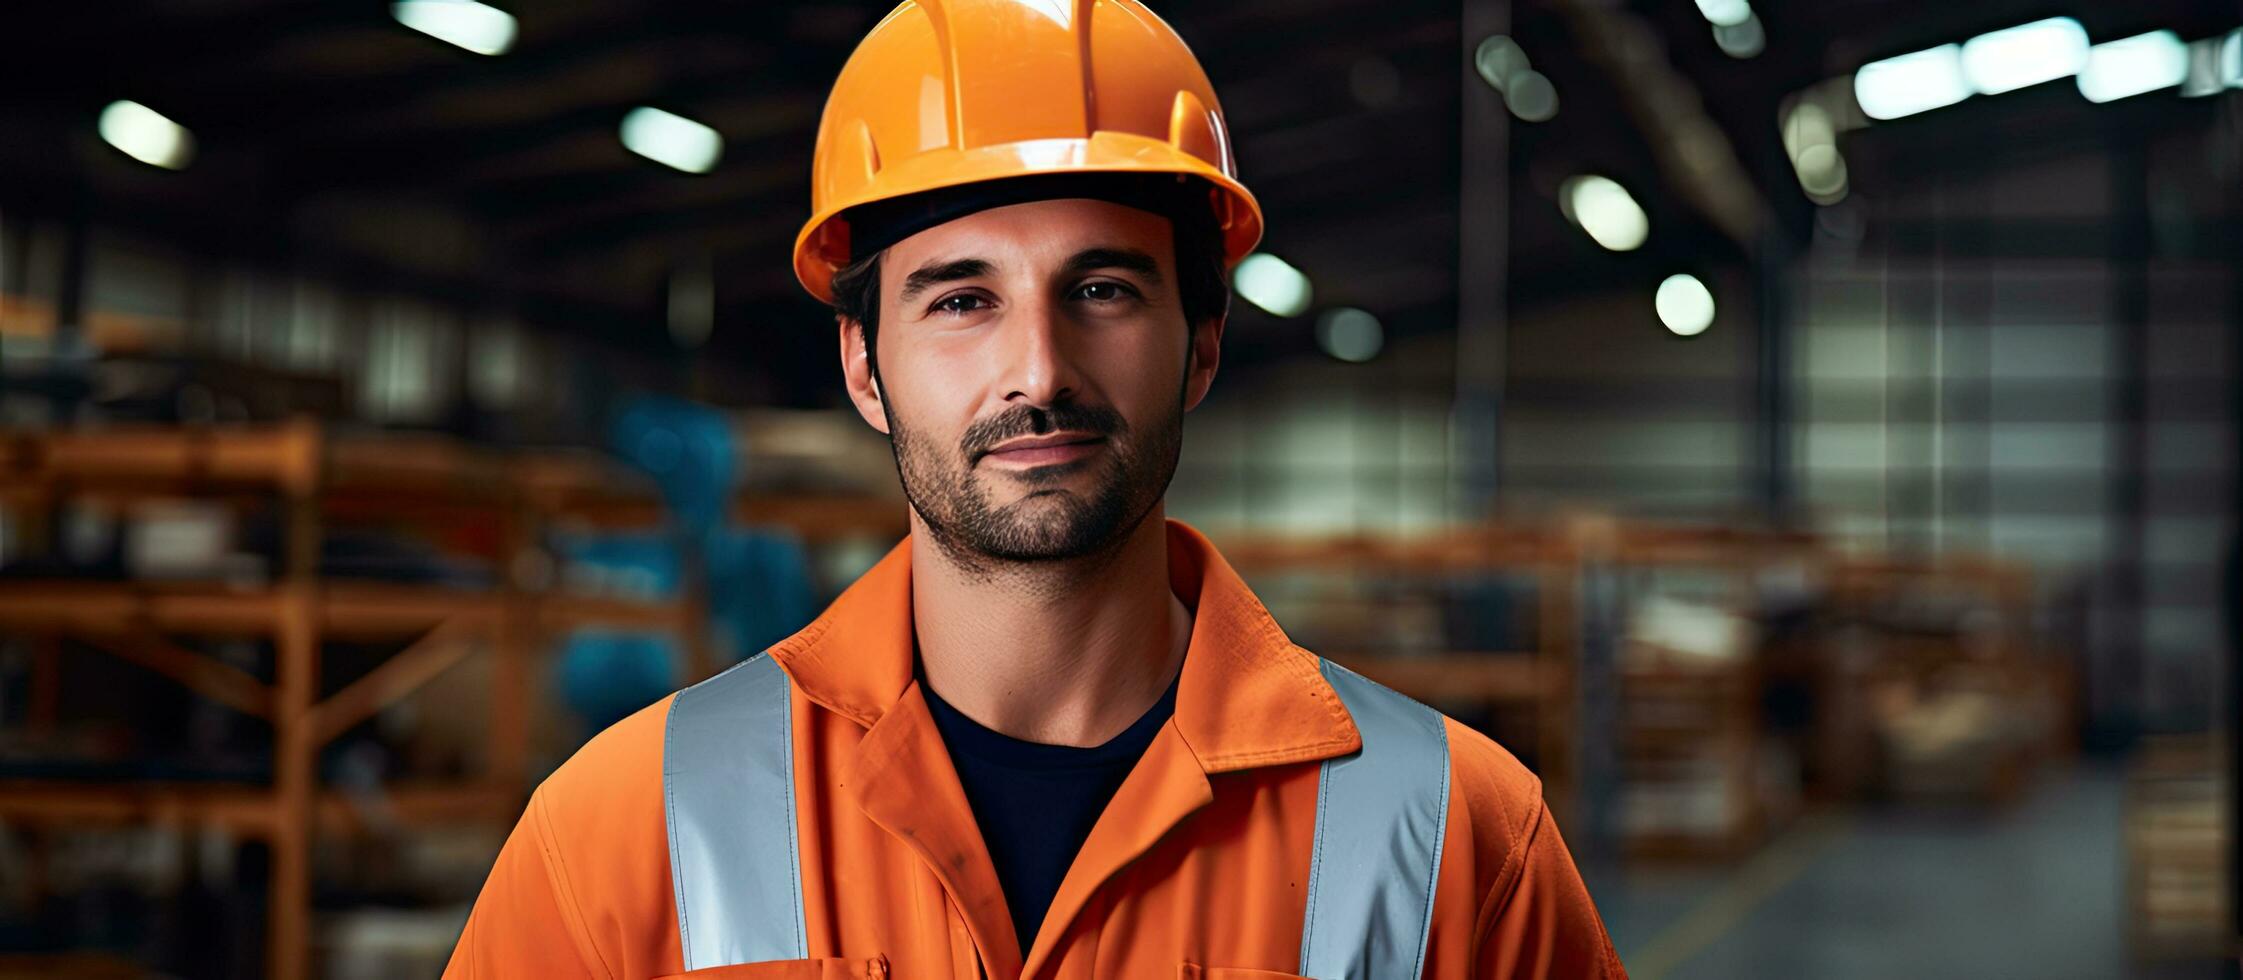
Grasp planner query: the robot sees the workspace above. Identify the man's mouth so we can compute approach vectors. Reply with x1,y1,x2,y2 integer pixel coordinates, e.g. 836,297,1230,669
978,432,1108,467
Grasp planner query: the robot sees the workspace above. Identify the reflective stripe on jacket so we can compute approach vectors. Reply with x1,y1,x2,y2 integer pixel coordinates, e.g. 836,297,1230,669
445,520,1628,979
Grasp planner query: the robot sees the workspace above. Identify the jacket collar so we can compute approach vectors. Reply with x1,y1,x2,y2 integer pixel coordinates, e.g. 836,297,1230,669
768,517,1361,773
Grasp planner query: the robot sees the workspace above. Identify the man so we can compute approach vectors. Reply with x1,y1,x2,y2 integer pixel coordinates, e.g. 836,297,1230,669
445,1,1626,976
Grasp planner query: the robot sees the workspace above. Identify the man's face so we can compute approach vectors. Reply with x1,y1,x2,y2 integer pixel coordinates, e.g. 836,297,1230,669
838,197,1221,567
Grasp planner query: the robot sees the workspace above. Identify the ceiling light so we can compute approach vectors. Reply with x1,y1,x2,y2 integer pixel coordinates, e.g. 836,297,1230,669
2077,31,2189,103
391,0,516,56
1233,253,1312,318
1780,101,1835,159
1474,35,1530,92
1778,99,1850,204
621,107,723,174
1472,34,1558,120
1960,17,2088,95
2181,37,2225,97
1714,14,1765,59
1854,43,1969,120
1559,176,1649,252
1694,0,1752,28
1316,308,1384,363
1505,70,1559,121
1655,274,1715,337
97,101,194,170
2183,30,2243,96
1793,144,1849,203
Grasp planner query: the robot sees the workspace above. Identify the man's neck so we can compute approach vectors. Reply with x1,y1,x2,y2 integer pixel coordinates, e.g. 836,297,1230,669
908,506,1191,747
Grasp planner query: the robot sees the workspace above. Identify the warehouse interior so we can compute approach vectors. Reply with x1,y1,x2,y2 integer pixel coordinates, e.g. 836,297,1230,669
0,0,2238,977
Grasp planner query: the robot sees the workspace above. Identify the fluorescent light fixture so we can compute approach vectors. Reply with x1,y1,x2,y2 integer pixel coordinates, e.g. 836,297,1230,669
97,100,194,170
1655,274,1715,337
621,107,723,174
1961,17,2087,95
1693,0,1751,28
2077,31,2188,103
1854,43,1969,120
391,0,516,56
2181,37,2224,97
1781,101,1835,160
1780,101,1846,204
1505,70,1559,121
1559,175,1648,252
1474,35,1529,92
1316,307,1384,363
1793,144,1849,203
1714,14,1765,59
1472,34,1557,118
1233,253,1312,318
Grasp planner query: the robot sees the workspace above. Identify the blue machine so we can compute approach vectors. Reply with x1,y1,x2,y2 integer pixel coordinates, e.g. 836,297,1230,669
554,396,817,732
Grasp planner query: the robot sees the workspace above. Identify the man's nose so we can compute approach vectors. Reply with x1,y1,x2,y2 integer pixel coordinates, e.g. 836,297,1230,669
1000,297,1083,408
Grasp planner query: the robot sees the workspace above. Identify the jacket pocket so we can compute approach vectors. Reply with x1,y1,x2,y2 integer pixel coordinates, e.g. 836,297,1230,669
1177,966,1311,979
657,955,888,980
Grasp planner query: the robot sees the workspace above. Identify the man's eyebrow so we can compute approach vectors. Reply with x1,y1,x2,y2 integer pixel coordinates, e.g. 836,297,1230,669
898,258,993,304
1063,247,1164,286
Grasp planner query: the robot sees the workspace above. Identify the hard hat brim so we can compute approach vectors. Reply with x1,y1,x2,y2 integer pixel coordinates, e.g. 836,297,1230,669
793,132,1263,304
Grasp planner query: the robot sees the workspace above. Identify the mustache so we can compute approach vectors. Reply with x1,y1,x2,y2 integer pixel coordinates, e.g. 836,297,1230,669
962,403,1128,461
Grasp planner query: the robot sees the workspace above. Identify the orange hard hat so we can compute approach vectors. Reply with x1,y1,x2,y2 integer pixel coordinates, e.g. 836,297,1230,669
792,0,1264,303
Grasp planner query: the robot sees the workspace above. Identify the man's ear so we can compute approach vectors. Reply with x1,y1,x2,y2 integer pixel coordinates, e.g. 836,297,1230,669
1183,313,1224,412
838,316,890,435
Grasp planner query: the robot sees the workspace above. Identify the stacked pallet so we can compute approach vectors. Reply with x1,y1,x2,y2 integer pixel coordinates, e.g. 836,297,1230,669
1615,597,1781,859
2126,736,2229,958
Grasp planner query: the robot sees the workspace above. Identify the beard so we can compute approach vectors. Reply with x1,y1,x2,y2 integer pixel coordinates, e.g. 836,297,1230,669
884,390,1184,569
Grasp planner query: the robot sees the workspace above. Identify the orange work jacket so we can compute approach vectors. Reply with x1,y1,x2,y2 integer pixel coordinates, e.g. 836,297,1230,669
445,520,1627,979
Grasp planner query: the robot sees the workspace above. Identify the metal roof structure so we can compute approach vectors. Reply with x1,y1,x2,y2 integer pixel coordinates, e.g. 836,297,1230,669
0,0,2231,402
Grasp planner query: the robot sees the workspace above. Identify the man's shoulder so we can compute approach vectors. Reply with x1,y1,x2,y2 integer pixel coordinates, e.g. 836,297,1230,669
1316,660,1547,844
1428,711,1563,888
1439,712,1544,821
481,693,683,973
531,692,678,840
1319,661,1544,810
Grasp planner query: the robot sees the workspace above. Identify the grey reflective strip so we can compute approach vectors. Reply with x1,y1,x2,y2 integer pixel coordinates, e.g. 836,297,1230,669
1298,659,1453,980
663,652,808,970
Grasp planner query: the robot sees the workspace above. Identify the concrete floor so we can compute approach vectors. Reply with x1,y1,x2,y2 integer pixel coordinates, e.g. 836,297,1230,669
1585,763,2231,980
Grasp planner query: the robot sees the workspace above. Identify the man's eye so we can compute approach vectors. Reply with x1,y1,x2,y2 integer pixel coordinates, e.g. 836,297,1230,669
933,294,987,315
1075,281,1134,303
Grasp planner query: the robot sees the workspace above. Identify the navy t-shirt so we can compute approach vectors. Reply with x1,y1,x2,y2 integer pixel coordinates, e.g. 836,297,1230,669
922,675,1179,957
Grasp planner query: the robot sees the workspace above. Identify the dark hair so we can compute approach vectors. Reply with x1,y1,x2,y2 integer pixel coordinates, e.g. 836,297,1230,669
830,186,1231,376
